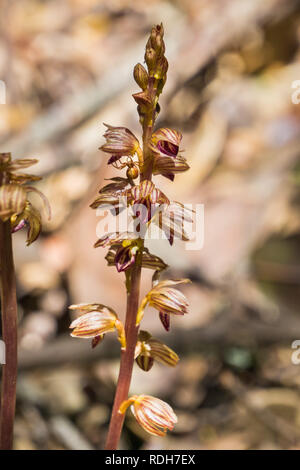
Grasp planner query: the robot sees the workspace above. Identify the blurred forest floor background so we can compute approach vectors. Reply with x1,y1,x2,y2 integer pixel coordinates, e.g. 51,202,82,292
1,0,300,450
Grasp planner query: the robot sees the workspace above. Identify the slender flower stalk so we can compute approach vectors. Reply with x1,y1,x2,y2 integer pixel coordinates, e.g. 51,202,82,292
105,258,142,449
0,152,49,449
70,24,192,450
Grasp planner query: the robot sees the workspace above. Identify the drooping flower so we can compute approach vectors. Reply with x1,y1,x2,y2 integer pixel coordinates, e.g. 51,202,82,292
11,202,42,246
69,303,125,349
135,330,179,371
136,279,190,328
119,395,177,437
100,124,141,165
0,178,50,246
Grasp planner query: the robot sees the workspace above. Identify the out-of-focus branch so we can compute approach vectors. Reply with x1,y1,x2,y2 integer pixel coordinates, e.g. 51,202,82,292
18,304,300,370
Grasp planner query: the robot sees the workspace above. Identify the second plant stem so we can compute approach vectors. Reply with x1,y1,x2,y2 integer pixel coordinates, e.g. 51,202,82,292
0,219,18,450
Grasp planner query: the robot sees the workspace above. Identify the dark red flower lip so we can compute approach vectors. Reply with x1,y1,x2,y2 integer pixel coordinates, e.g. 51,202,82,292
115,245,136,272
157,140,179,157
159,312,170,331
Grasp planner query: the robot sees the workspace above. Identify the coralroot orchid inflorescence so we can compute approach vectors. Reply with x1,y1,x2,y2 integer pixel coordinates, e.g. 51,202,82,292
69,24,192,450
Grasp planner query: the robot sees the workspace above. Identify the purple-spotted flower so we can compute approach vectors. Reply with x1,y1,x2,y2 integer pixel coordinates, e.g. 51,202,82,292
136,279,190,330
119,395,177,437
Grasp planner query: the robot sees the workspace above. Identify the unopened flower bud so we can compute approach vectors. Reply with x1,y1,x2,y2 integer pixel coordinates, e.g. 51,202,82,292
133,63,149,91
126,165,139,180
155,56,169,80
149,24,165,53
145,47,157,74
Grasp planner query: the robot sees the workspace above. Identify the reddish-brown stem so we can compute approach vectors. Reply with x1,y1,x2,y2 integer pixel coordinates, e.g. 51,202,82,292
0,219,18,450
105,260,142,449
105,71,157,451
141,78,157,181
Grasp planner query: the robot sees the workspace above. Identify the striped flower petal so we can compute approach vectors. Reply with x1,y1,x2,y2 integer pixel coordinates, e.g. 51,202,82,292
151,202,194,245
100,124,140,158
69,304,125,349
0,184,27,221
70,311,117,338
151,128,182,157
94,232,137,248
119,395,177,437
136,279,190,327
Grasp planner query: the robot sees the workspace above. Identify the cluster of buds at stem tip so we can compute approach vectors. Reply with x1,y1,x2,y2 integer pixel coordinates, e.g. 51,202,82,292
135,330,179,372
136,279,190,330
0,152,51,245
69,303,126,350
133,24,168,124
119,395,177,437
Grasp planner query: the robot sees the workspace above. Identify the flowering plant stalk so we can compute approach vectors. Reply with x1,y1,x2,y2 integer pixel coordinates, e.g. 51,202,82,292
0,152,50,449
70,24,192,450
